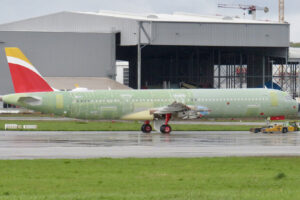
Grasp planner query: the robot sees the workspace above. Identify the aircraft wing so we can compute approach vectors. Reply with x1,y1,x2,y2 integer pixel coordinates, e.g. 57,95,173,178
151,102,190,114
151,101,211,119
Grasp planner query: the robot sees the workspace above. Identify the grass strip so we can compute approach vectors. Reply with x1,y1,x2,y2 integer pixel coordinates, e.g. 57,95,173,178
0,120,256,131
0,157,299,200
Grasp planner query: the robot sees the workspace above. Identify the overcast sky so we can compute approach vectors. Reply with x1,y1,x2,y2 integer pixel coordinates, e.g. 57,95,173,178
1,0,299,42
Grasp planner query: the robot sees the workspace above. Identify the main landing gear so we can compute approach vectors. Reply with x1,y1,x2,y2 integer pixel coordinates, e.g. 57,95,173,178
160,113,172,134
141,114,172,134
141,120,152,133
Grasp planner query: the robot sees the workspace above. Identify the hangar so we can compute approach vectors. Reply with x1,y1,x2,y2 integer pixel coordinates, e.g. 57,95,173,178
0,11,290,99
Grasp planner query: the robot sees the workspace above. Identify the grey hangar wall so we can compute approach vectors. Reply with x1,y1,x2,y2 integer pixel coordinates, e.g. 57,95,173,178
0,31,115,95
0,11,290,94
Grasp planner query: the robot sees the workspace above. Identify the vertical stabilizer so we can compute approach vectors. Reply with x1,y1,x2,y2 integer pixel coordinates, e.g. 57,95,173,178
5,47,53,93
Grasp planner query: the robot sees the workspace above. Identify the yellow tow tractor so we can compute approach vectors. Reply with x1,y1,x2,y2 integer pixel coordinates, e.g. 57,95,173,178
250,121,299,134
260,122,299,134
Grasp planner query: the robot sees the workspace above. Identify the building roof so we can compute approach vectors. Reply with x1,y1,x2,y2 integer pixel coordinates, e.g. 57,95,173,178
0,11,289,47
82,10,283,24
0,10,283,28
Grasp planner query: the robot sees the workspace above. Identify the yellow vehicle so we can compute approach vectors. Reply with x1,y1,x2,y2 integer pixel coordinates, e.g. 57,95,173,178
250,126,267,133
261,122,298,133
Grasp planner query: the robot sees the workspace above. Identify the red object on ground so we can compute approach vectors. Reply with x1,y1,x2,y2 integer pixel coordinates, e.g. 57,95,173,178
270,116,285,121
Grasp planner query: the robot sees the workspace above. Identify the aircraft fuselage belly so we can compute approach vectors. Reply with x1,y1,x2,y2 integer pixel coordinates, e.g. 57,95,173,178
3,89,298,120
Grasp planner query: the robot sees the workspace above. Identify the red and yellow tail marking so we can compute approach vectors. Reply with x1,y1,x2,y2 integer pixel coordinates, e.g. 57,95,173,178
5,47,53,93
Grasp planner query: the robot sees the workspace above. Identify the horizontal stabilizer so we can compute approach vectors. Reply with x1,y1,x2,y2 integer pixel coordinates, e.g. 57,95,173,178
18,96,42,106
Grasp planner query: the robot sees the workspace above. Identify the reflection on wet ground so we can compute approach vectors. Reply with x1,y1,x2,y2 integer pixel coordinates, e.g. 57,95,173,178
0,131,300,159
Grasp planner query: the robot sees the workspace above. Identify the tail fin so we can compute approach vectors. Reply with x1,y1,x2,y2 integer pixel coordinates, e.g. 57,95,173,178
5,47,53,93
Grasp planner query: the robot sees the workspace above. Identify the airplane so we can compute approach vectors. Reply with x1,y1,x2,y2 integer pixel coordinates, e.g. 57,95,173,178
1,47,299,134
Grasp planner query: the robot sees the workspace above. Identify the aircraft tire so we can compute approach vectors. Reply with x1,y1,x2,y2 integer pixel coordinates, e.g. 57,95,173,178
282,128,288,134
141,124,145,132
160,125,172,134
141,124,152,133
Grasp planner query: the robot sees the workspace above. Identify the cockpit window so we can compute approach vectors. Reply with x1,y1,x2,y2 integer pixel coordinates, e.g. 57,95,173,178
285,95,293,101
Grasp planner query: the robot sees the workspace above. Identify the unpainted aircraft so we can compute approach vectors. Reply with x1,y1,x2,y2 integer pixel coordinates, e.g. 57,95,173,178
1,48,299,133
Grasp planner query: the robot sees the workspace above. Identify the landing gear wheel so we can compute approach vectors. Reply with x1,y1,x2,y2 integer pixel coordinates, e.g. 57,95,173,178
141,124,152,133
282,127,288,134
160,124,172,134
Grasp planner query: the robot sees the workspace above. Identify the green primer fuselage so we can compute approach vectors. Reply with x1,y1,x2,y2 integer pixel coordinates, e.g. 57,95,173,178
3,88,298,120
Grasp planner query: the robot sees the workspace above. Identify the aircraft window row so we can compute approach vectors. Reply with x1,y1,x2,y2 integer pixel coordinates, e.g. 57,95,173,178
74,97,268,104
75,99,120,103
190,98,268,101
74,99,172,103
131,99,171,102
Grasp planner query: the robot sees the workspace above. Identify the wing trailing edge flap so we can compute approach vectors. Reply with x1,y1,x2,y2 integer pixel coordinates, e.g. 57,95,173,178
151,102,211,120
151,102,190,114
122,102,211,121
121,102,189,121
17,96,42,106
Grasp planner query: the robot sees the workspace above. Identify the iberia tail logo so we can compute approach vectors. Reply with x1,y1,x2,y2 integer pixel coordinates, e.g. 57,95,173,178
5,47,53,93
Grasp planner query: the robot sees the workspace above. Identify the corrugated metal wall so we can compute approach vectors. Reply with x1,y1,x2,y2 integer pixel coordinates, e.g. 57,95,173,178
0,46,13,95
148,22,289,47
0,12,138,46
0,12,290,47
0,31,116,94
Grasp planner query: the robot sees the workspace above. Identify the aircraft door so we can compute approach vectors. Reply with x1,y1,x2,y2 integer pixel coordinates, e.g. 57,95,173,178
120,94,133,115
269,91,279,106
70,94,81,118
56,95,64,109
55,94,70,116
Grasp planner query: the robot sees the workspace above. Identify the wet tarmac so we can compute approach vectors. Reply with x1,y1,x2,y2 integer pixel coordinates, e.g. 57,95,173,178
1,131,300,159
